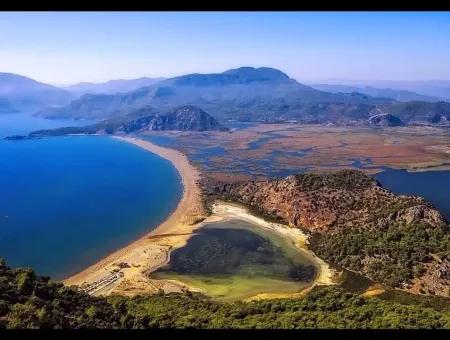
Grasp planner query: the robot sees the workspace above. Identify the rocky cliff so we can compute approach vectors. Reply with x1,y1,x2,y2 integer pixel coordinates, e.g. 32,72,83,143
213,170,450,297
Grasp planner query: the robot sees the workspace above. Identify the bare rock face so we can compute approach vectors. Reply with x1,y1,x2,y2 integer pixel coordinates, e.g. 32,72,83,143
368,113,404,127
407,259,450,297
215,170,441,234
394,204,447,226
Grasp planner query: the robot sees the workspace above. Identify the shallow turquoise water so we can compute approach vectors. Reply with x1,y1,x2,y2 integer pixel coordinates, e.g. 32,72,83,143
0,113,182,279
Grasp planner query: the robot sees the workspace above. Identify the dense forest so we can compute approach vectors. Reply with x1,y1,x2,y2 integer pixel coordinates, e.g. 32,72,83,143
314,221,450,289
1,259,450,329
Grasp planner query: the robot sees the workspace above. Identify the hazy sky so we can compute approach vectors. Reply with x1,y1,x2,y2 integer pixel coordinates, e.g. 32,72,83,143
1,12,450,85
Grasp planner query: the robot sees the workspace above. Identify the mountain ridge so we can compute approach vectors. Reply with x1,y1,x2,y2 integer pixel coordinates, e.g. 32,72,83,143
64,77,165,97
0,72,73,112
35,66,397,123
34,66,450,126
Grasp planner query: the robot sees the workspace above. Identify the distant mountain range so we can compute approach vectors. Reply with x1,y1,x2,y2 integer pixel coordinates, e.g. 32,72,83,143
0,73,73,112
3,67,450,127
34,67,450,127
63,77,165,97
309,84,442,102
35,67,397,124
314,80,450,101
0,98,17,113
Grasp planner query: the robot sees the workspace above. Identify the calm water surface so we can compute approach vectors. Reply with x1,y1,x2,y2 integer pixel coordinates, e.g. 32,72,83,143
0,113,182,279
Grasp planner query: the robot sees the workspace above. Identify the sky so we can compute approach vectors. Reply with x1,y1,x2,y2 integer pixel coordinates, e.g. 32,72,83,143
1,12,450,85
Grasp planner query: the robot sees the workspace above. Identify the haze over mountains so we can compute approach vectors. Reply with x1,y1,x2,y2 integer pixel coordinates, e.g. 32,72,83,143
309,84,443,103
0,73,73,112
312,80,450,101
2,67,450,128
33,67,450,127
64,77,165,98
34,67,394,122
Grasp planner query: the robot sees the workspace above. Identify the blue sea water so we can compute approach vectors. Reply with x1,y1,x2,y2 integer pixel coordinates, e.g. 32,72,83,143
0,113,182,279
0,113,449,279
375,169,450,221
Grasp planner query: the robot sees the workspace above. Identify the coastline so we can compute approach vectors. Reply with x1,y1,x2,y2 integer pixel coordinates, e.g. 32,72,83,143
63,136,337,299
63,136,206,296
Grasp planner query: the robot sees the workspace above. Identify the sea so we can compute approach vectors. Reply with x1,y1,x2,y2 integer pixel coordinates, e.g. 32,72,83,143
0,112,182,279
0,112,448,280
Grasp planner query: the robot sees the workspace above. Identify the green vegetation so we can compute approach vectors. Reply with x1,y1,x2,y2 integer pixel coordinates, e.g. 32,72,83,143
2,259,450,329
217,169,450,293
314,221,450,287
293,170,376,191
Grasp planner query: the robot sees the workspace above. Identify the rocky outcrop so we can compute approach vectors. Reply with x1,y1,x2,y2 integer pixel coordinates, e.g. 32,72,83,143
212,169,450,297
393,204,447,227
428,113,449,126
368,113,404,127
213,170,443,234
116,105,229,133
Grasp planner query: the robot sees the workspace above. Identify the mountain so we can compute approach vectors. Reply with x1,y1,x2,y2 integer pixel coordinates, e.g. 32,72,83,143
213,169,450,298
384,101,450,125
35,67,450,126
310,84,441,102
64,77,164,97
319,80,450,101
35,67,394,123
8,105,228,140
0,98,18,113
0,73,73,112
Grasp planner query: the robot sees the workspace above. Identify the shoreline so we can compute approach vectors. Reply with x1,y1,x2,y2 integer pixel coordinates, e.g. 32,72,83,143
209,202,338,287
63,136,337,299
155,201,338,302
63,136,206,296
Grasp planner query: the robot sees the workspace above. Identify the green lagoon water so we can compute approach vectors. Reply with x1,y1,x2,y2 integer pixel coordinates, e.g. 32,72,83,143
0,113,182,279
153,219,317,301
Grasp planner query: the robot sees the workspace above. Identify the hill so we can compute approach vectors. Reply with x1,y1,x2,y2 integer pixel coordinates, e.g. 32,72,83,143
7,105,228,140
213,169,450,297
0,73,73,112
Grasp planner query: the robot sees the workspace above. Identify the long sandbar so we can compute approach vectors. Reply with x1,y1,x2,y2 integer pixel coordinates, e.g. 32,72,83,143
63,136,205,296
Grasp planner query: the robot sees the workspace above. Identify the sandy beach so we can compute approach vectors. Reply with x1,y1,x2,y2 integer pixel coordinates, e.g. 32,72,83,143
64,136,337,298
63,136,206,296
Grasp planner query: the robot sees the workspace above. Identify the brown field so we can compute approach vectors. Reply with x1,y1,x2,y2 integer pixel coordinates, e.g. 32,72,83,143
139,124,450,182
